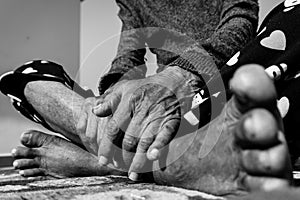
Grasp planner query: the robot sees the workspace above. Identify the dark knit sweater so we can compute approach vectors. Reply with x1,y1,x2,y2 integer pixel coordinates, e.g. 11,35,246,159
98,0,259,94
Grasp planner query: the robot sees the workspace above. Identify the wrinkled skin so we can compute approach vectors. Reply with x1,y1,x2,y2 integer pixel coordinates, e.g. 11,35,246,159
11,64,292,197
86,66,203,180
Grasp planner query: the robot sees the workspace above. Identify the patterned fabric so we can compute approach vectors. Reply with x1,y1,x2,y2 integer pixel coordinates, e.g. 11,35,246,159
214,0,300,162
98,0,259,94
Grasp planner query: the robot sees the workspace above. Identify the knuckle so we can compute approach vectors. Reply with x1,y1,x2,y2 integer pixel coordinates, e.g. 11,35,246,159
138,137,153,151
123,135,138,151
155,136,169,147
105,119,119,140
129,91,141,104
130,85,148,103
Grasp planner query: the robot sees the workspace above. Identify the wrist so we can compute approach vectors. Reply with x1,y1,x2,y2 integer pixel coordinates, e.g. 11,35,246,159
156,66,206,92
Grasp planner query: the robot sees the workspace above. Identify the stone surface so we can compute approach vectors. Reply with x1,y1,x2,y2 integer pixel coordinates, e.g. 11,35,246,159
0,168,224,200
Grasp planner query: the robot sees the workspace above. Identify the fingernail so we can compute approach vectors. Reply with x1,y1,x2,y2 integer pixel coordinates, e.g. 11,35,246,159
129,172,139,181
99,156,108,166
11,149,16,156
92,104,102,113
13,161,18,168
149,149,160,160
19,170,24,176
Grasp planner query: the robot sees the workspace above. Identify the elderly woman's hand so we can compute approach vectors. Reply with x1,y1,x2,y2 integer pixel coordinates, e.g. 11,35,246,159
93,66,203,180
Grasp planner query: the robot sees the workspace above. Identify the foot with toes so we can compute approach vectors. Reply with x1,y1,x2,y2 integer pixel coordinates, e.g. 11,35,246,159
11,130,124,178
152,64,292,196
11,64,293,197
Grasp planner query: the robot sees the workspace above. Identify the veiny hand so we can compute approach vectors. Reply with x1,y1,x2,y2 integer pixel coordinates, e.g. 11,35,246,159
93,66,203,180
76,97,110,156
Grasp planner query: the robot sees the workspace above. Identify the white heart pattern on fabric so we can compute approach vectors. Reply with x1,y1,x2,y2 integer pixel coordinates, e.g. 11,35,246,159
284,6,294,12
285,0,300,7
226,51,240,66
260,30,286,51
277,96,290,118
257,27,267,36
284,0,300,11
22,67,38,74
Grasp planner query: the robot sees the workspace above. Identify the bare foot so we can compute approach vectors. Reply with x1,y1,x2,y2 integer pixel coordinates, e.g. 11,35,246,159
11,130,125,178
10,64,293,197
152,64,292,196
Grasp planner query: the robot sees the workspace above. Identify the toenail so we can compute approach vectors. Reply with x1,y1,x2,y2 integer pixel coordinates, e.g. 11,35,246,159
13,161,18,167
11,149,17,156
21,132,31,144
19,170,24,176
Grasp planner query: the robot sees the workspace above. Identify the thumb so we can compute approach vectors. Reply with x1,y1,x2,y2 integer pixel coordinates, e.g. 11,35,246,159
93,92,121,117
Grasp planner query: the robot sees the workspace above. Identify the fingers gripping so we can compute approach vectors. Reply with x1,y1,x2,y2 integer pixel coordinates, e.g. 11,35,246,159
98,106,131,166
147,119,179,160
127,117,179,181
127,122,157,181
98,118,121,165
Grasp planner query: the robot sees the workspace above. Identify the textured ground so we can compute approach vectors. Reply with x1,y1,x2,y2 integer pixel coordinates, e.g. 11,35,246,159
0,168,224,200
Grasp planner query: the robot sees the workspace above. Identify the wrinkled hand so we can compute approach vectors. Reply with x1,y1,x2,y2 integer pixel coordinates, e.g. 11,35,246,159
76,97,110,156
93,66,203,180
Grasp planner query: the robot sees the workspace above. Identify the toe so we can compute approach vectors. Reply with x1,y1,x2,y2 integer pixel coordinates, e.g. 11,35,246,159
244,176,290,192
11,146,38,159
241,142,291,178
235,109,279,148
235,108,292,178
20,130,50,147
19,168,45,177
229,64,277,116
13,159,39,169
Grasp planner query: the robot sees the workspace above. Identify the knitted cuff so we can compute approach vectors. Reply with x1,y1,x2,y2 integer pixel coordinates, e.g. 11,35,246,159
169,46,219,78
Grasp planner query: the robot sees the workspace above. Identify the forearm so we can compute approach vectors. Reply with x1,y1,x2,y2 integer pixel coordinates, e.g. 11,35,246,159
203,0,259,67
170,0,258,79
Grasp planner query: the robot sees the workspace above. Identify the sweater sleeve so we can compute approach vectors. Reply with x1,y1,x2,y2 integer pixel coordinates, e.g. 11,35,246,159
170,0,259,77
98,0,147,94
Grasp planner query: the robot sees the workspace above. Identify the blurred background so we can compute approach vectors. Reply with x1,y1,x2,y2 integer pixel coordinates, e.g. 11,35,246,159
0,0,283,154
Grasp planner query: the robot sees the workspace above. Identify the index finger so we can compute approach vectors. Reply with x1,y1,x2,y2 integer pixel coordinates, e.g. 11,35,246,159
98,104,131,166
147,118,180,160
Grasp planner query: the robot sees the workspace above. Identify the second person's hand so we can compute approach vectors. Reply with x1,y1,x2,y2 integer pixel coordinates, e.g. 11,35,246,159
93,66,203,181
